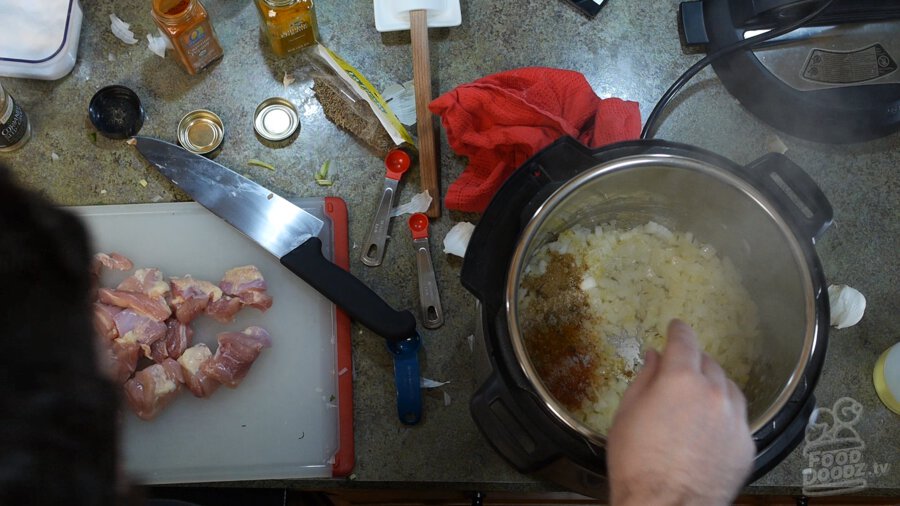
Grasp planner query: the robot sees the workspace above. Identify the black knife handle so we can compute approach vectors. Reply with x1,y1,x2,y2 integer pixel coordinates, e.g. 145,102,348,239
281,237,417,343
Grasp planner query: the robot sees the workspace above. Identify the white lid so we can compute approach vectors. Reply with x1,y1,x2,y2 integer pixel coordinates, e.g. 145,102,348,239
0,0,83,80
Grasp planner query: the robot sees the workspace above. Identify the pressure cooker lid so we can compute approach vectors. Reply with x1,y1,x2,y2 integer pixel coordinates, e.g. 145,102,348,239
680,0,900,143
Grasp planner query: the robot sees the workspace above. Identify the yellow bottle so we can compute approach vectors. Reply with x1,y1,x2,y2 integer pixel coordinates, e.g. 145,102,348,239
255,0,319,57
873,342,900,415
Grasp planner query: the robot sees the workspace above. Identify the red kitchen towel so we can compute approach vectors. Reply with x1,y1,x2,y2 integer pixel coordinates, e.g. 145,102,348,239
429,67,642,213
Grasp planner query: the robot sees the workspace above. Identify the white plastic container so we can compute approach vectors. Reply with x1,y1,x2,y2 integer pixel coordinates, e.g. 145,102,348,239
0,0,84,80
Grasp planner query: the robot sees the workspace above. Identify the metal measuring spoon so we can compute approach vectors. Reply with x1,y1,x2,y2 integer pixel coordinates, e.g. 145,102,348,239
361,149,412,266
408,213,444,329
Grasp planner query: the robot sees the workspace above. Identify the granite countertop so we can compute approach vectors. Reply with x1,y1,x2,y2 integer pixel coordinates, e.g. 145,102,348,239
2,0,897,498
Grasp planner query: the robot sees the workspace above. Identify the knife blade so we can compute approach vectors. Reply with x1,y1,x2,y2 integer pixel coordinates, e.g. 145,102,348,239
134,136,418,343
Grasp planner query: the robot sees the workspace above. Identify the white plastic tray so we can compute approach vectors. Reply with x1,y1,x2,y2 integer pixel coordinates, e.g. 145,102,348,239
71,202,347,484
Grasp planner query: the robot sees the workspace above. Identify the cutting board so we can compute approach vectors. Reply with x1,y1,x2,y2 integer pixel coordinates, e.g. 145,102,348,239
70,198,353,484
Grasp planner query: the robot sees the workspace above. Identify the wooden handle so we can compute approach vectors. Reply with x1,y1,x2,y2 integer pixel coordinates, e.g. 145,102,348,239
410,9,440,218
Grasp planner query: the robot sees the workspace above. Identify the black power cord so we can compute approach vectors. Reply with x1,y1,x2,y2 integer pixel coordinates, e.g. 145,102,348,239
640,0,836,139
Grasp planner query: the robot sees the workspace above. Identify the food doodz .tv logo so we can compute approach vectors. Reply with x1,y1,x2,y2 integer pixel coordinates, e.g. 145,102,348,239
801,397,891,496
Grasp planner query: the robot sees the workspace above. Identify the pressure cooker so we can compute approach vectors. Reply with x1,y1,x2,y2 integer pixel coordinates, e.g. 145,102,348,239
461,137,832,497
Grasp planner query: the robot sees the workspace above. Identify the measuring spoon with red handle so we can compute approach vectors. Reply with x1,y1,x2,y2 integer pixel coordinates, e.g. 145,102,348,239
408,213,444,329
361,148,412,266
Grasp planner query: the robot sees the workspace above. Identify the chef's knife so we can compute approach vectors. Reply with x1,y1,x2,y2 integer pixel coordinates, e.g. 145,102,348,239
134,136,422,424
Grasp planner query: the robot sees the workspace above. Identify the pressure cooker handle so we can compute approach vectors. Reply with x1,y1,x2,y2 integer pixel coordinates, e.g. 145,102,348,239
744,153,833,243
470,371,560,473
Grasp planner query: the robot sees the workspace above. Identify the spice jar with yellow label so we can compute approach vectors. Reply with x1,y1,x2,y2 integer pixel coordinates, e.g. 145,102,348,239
152,0,224,75
254,0,319,57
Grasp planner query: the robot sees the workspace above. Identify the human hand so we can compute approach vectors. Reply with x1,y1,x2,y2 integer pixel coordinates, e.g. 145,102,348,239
607,319,755,506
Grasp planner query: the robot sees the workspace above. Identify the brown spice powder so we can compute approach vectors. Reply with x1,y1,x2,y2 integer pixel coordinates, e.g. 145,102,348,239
520,252,599,410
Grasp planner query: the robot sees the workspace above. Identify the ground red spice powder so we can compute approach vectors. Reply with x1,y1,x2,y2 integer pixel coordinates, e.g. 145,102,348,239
164,0,190,15
520,252,600,411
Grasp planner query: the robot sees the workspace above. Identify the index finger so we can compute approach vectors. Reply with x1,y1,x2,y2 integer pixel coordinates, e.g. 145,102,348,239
660,319,702,374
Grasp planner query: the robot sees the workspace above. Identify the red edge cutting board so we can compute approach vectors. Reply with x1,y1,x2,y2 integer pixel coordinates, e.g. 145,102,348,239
69,197,353,483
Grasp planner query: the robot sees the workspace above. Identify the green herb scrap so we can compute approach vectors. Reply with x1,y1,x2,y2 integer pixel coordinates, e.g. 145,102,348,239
247,159,276,171
315,159,333,186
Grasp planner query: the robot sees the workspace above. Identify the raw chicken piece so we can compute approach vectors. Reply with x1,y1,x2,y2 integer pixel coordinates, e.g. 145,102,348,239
201,326,272,388
100,268,172,321
117,268,169,298
106,339,141,383
169,276,223,323
164,319,193,359
99,288,172,321
237,290,273,312
146,319,192,363
113,309,167,346
92,252,134,275
219,265,273,312
123,359,185,421
148,339,169,364
93,302,122,340
90,253,134,301
219,265,267,294
178,344,220,398
205,295,243,323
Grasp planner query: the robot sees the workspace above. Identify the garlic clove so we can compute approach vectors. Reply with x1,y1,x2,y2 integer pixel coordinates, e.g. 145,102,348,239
828,284,866,329
443,221,476,258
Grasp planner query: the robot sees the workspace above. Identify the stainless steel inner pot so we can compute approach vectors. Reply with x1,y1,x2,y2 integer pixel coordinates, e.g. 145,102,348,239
505,154,820,445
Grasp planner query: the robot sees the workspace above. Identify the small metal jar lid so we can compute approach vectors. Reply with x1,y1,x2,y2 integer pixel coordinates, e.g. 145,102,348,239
254,98,300,142
177,109,224,155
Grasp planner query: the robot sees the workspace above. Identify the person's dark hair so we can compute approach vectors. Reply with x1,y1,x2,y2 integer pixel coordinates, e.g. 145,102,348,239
0,166,119,505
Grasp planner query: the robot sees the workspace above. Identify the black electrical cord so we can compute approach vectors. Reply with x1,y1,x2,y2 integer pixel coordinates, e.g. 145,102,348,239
640,0,837,139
